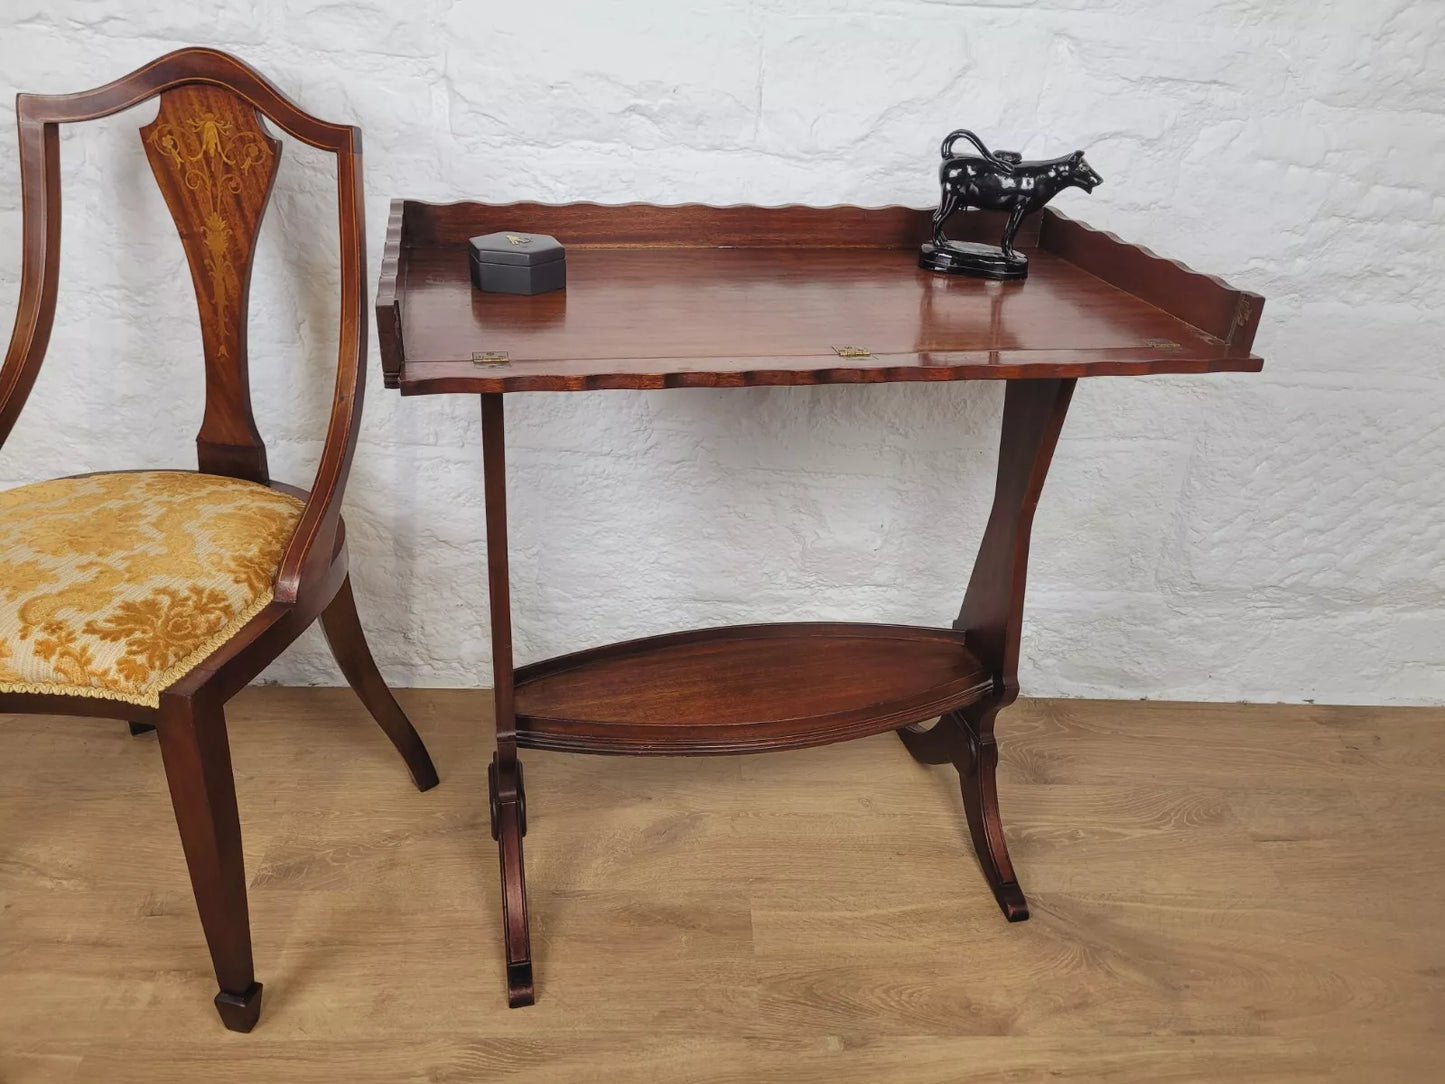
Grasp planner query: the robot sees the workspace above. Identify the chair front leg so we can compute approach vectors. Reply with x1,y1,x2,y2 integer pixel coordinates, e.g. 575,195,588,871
155,689,262,1032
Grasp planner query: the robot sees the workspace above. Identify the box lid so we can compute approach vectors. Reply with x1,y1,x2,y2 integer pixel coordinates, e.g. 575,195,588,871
468,231,565,267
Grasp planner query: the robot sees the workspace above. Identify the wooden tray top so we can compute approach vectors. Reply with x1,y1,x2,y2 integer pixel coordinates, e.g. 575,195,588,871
378,201,1263,394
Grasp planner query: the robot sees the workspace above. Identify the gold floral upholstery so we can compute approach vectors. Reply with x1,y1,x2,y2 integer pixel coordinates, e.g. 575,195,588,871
0,471,303,707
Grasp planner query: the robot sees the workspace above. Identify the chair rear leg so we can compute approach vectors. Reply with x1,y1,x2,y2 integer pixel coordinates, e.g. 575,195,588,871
320,574,439,791
155,691,262,1032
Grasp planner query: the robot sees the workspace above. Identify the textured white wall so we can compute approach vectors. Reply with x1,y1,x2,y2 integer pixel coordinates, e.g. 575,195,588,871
1,1,1441,705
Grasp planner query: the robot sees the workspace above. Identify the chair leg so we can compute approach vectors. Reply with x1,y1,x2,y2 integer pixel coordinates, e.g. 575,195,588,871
154,692,263,1032
129,721,156,736
319,574,439,792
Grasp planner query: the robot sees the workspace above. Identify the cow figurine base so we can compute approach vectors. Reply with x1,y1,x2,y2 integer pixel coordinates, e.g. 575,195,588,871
922,129,1101,282
919,239,1028,280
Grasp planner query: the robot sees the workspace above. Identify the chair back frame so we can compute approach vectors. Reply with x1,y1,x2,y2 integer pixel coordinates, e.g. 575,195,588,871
0,46,368,604
0,52,439,1035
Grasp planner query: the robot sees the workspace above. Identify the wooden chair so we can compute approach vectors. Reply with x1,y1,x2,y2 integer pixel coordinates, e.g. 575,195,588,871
0,48,438,1032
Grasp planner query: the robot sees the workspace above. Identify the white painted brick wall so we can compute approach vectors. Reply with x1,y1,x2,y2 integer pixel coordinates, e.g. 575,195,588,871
1,1,1441,705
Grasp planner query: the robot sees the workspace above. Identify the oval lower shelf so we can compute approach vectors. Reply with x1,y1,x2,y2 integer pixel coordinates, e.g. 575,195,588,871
513,622,993,755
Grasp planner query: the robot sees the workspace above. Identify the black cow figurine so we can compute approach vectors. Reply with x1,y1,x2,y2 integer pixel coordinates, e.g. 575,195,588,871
920,129,1102,279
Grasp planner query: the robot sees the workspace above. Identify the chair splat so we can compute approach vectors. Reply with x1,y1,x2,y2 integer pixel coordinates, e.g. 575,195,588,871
141,84,279,483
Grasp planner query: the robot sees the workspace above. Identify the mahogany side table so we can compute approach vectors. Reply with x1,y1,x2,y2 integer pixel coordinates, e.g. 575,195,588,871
378,200,1264,1007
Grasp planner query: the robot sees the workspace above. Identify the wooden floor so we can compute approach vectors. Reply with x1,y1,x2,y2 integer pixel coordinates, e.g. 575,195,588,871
1,691,1441,1083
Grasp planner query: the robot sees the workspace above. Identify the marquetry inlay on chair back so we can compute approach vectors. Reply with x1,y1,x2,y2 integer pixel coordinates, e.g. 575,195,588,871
140,86,281,482
0,47,368,490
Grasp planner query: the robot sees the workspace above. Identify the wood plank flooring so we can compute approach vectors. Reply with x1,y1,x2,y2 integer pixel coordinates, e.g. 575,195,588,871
1,691,1441,1082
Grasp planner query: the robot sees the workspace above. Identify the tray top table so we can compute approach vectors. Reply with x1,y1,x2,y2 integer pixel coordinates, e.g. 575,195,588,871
379,199,1264,1007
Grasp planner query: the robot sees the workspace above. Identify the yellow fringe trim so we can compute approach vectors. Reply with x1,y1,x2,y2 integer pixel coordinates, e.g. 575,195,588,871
0,587,279,709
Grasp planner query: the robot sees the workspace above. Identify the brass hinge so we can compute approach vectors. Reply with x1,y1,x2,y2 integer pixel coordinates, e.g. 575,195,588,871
1144,339,1181,350
831,345,871,358
472,351,511,366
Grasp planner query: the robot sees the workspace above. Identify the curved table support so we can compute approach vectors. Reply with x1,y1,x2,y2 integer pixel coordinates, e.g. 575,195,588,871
477,380,1072,1003
481,393,534,1007
897,716,955,765
899,376,1075,922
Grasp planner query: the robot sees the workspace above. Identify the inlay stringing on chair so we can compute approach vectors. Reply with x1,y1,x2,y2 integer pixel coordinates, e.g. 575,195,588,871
0,47,438,1032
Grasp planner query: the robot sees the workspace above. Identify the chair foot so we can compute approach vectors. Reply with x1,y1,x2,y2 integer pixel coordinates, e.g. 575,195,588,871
993,880,1030,922
128,721,156,736
213,981,264,1032
320,574,439,791
507,961,535,1008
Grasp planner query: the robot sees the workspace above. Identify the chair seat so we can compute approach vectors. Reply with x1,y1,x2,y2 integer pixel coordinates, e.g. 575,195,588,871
0,471,303,707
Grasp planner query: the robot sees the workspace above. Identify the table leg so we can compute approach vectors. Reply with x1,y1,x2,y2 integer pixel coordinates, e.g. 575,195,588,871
899,376,1076,921
481,392,535,1007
